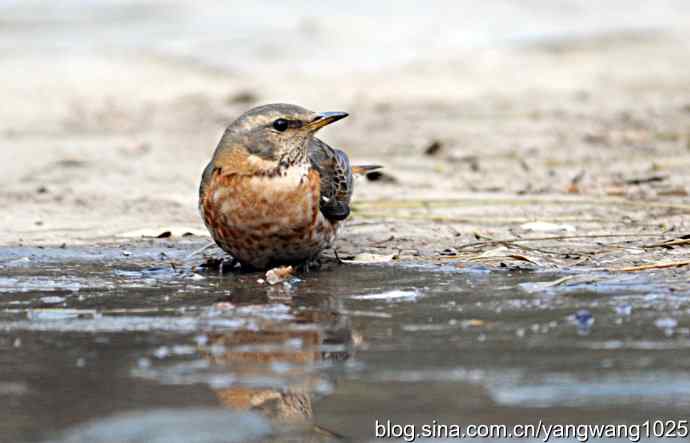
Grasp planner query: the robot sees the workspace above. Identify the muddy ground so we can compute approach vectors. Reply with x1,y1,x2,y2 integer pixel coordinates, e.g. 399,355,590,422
2,27,690,273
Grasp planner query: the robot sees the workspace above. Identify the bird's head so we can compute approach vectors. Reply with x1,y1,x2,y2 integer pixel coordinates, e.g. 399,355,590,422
217,103,347,170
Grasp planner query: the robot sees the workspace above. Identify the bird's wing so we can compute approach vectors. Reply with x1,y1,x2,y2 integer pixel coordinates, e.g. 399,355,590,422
198,160,216,206
309,138,353,221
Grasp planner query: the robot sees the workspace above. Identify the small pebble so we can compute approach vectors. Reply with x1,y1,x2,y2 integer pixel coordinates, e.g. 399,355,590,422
615,304,632,316
574,309,594,335
654,317,678,337
575,309,593,326
265,266,294,285
153,346,170,359
440,247,458,256
40,296,65,305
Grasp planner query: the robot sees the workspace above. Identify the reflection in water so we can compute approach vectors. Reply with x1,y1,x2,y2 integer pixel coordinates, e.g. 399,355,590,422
201,302,353,439
2,245,690,442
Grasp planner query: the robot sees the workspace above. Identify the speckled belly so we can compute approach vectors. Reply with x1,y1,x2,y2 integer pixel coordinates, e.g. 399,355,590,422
200,168,338,269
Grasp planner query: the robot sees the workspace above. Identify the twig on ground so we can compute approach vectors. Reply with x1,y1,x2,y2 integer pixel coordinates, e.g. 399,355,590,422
455,233,667,251
354,197,690,213
642,238,690,248
185,242,216,260
540,276,575,287
503,241,596,257
465,254,539,264
371,235,395,245
608,260,690,272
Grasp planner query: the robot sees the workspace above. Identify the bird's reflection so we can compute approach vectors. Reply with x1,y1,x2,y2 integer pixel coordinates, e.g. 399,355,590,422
199,294,353,440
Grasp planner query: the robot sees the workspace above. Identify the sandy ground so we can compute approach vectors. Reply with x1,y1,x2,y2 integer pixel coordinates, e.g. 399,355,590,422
2,28,690,270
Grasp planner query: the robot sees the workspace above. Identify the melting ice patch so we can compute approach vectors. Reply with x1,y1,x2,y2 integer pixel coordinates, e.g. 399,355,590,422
0,315,248,333
0,276,93,293
489,377,690,408
50,408,270,443
350,289,420,301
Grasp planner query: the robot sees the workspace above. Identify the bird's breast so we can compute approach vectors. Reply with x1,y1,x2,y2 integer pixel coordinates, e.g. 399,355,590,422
207,164,316,229
200,164,337,266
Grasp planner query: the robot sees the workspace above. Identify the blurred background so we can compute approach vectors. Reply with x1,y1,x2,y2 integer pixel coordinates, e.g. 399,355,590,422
1,0,690,243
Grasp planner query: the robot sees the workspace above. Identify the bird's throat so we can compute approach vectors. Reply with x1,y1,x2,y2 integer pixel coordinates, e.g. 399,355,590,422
278,145,308,170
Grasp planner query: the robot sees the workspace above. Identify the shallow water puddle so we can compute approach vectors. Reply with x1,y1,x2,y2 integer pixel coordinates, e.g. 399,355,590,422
1,244,689,442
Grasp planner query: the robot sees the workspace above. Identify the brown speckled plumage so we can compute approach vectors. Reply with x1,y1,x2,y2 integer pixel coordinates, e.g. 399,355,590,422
199,103,377,269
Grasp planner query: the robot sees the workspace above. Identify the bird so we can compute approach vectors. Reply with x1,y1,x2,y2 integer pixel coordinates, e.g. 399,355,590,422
199,103,379,270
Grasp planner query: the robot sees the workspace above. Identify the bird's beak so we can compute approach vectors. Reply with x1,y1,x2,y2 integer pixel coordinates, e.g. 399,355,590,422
306,112,348,131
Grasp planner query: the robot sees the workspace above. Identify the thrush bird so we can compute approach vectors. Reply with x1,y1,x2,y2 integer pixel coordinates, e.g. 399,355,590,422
199,103,379,270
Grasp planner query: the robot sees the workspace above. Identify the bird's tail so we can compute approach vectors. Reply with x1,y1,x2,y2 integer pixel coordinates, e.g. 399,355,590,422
351,165,382,175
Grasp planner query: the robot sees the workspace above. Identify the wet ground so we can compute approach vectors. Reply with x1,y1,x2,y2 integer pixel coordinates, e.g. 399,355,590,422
2,243,690,442
2,1,690,442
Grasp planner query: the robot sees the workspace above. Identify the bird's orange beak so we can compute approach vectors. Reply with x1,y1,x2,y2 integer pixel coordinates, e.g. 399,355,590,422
306,112,348,131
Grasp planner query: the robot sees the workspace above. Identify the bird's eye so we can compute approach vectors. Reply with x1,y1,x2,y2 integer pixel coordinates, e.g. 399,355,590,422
272,119,289,132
